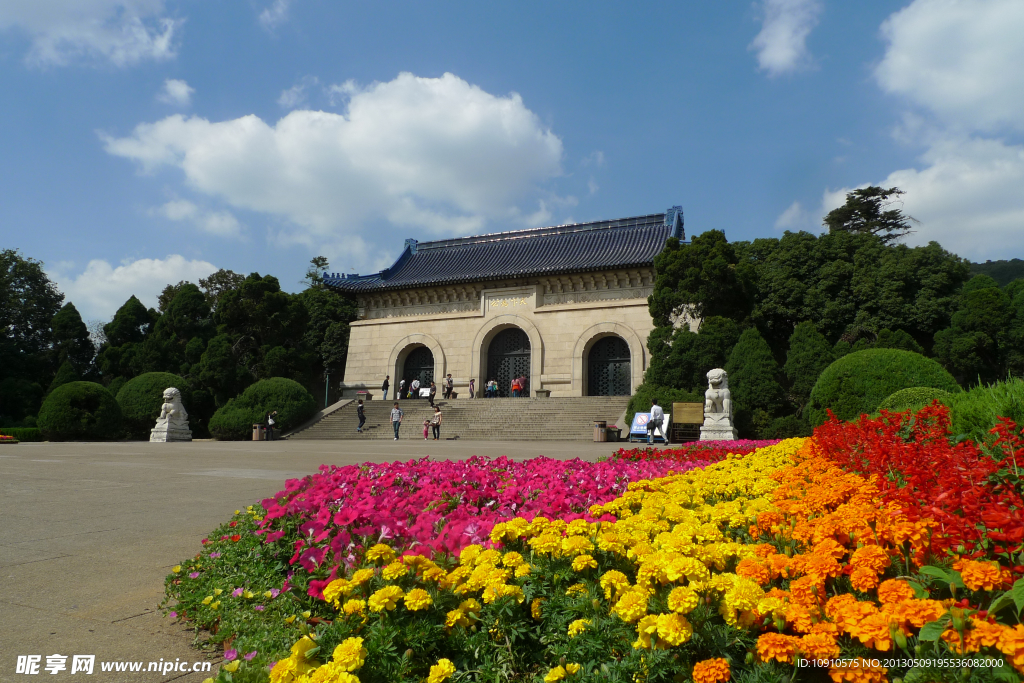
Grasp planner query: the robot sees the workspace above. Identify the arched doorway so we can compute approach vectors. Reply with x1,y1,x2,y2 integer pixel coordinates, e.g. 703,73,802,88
487,328,530,397
588,336,631,396
402,346,434,392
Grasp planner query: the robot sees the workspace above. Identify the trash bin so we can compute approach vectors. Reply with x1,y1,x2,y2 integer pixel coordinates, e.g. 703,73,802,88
594,427,608,442
593,421,607,428
356,390,370,401
253,423,265,441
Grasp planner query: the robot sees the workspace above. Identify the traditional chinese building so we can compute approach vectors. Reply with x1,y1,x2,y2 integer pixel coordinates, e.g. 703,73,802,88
325,207,685,398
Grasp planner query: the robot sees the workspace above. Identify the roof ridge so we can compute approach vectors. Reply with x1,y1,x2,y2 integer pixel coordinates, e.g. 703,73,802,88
414,213,666,252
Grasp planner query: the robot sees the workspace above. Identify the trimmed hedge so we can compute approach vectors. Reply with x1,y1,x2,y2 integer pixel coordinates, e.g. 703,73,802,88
37,381,122,441
807,348,960,426
0,427,43,442
209,377,316,440
117,372,188,440
877,387,953,414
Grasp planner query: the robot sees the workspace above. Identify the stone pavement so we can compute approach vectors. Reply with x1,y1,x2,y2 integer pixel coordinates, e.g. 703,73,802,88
0,439,615,683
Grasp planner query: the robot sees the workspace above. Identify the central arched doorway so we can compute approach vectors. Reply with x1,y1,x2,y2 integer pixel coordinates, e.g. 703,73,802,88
487,328,530,397
402,346,434,392
588,336,631,396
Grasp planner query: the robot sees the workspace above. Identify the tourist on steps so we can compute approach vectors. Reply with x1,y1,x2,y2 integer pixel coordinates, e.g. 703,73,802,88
356,400,365,433
428,381,437,407
390,402,403,440
468,378,475,398
430,405,443,440
381,375,390,401
443,374,454,399
398,378,406,400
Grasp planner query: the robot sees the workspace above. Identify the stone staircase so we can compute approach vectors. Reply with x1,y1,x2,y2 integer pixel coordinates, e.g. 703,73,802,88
285,396,630,441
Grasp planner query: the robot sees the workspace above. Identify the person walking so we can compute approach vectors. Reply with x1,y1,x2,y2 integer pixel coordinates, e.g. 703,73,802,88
443,373,454,399
411,378,421,399
381,375,390,401
264,410,278,441
647,398,664,445
356,399,366,433
428,381,437,407
390,402,403,440
430,405,443,440
468,378,475,398
398,378,406,400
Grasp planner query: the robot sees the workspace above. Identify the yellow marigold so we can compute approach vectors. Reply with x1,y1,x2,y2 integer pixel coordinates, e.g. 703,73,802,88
667,586,700,614
514,564,531,578
960,560,1003,592
404,588,432,611
365,544,395,563
633,614,660,650
459,544,483,566
600,570,631,600
876,579,915,603
331,637,366,672
656,612,693,646
724,577,764,612
531,597,544,620
459,597,481,614
572,554,598,572
565,583,588,596
269,658,297,683
530,533,563,556
291,636,318,660
475,548,502,566
565,663,581,675
850,566,880,592
350,568,374,585
568,618,591,638
342,599,366,616
612,589,648,623
427,658,456,683
757,633,800,664
422,566,447,582
692,658,730,683
322,578,351,605
502,551,525,568
367,585,404,612
562,536,595,555
382,562,409,580
566,518,590,535
544,665,567,682
828,659,887,683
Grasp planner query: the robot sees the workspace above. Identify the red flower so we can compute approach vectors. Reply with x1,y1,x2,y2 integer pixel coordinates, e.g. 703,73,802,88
231,534,241,542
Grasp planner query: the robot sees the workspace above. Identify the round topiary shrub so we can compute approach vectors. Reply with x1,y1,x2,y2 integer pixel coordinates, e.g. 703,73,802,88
209,377,317,440
807,348,960,426
877,387,953,414
38,381,123,441
116,372,189,439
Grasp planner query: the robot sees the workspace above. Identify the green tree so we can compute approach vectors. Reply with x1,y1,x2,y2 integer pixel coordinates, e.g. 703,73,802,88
725,327,785,437
644,317,741,393
50,302,94,376
199,269,245,311
822,186,916,244
47,360,81,394
0,249,64,383
95,296,159,380
783,322,833,409
933,283,1014,385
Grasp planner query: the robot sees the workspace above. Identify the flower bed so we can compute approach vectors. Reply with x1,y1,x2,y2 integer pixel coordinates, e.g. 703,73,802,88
0,434,18,444
611,440,778,463
166,421,1024,683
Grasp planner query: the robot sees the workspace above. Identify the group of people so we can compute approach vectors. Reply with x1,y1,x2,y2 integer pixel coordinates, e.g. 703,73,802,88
481,375,528,398
382,402,443,441
380,374,464,406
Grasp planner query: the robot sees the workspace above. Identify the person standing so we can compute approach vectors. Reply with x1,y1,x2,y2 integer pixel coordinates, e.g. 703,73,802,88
411,377,421,399
398,378,406,400
647,399,664,445
428,381,437,407
356,400,366,433
381,375,390,401
430,405,443,440
468,378,475,398
264,410,278,441
443,374,454,399
390,402,403,440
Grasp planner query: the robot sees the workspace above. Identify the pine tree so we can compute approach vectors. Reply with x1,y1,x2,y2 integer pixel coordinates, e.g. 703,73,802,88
725,327,785,437
51,302,94,375
784,322,834,406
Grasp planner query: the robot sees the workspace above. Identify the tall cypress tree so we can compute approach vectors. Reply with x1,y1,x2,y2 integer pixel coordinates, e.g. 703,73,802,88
51,302,94,375
725,327,785,437
784,322,834,409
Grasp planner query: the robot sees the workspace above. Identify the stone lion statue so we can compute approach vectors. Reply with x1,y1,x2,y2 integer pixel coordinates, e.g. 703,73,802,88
151,387,192,441
703,368,732,416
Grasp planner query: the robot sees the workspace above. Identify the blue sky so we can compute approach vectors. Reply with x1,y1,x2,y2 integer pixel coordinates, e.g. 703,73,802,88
2,0,1023,321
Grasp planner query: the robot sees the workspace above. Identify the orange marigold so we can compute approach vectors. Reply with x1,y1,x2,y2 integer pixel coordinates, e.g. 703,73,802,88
765,554,792,579
959,560,1003,592
824,593,858,622
692,658,730,683
849,545,891,574
799,632,840,659
828,659,888,683
900,599,945,628
876,579,915,603
789,576,825,607
998,624,1024,673
850,566,880,592
756,633,800,664
735,558,771,585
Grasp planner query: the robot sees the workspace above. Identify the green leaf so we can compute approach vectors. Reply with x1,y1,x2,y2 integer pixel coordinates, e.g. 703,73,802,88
948,570,965,589
988,591,1016,615
917,613,951,642
1012,577,1024,614
906,580,929,599
918,566,953,582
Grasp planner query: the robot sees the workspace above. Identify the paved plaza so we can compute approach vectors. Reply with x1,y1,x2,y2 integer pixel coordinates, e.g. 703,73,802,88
0,439,615,682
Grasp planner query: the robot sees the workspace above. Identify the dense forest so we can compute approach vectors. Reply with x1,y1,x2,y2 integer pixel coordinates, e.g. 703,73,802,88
635,187,1024,437
0,253,356,435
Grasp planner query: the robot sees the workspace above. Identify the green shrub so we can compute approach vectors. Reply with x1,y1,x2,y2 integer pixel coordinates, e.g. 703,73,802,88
209,377,316,440
116,372,189,439
807,348,960,426
725,327,785,438
0,427,42,441
947,376,1024,442
877,387,953,413
626,384,703,428
37,381,122,441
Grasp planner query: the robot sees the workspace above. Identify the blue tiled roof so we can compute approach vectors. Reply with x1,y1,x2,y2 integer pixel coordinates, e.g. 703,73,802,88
324,208,683,293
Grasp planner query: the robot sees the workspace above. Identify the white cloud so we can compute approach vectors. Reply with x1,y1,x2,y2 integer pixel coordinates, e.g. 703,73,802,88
277,76,318,109
51,255,218,320
102,72,564,251
875,0,1024,133
0,0,179,67
259,0,291,30
155,199,243,237
157,78,193,106
774,200,808,229
749,0,822,76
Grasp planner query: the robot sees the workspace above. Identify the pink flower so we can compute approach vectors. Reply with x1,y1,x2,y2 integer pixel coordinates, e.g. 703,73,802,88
254,605,264,611
232,588,243,597
244,651,257,661
168,611,177,618
224,649,238,661
209,552,221,558
189,572,200,579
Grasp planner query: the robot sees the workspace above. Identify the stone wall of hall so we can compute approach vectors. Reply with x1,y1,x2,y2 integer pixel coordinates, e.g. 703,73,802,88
338,273,660,398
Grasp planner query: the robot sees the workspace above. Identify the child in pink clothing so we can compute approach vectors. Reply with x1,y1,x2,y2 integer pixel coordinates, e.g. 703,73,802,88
423,420,430,440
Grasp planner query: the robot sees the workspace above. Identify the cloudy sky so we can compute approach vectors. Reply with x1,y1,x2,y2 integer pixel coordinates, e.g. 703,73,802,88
2,0,1022,321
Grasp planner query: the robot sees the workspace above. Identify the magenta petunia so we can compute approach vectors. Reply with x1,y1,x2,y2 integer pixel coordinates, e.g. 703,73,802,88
224,649,237,661
244,651,257,661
